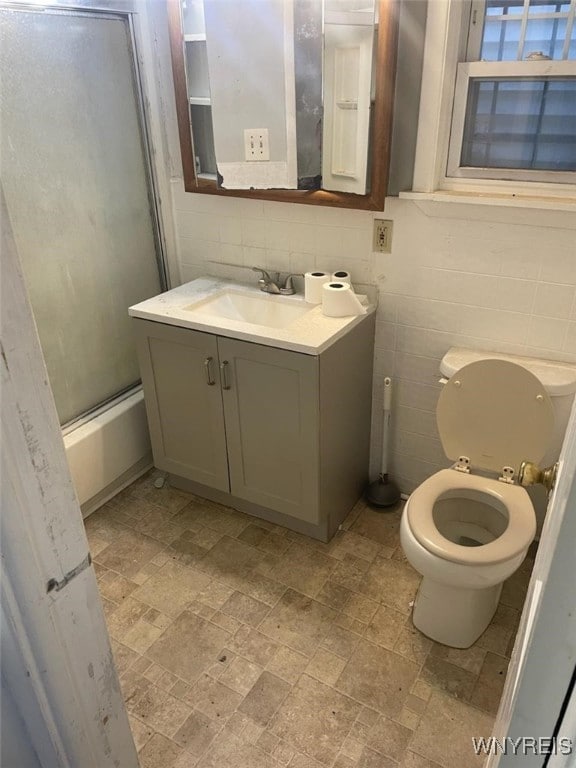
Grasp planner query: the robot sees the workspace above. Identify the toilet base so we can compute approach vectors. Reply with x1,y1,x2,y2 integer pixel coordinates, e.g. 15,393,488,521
412,577,502,648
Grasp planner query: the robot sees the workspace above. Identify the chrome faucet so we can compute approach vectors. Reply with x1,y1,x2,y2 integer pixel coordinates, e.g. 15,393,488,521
252,267,280,293
251,267,303,295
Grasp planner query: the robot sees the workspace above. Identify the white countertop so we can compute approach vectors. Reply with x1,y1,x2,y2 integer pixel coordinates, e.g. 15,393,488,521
129,277,375,355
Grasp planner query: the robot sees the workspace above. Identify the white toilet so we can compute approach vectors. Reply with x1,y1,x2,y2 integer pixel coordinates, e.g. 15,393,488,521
401,347,576,649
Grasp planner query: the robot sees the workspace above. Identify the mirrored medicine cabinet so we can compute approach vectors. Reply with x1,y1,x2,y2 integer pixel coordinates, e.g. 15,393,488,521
166,0,398,209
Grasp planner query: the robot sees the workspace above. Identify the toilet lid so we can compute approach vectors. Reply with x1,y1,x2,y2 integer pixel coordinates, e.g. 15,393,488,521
437,359,554,474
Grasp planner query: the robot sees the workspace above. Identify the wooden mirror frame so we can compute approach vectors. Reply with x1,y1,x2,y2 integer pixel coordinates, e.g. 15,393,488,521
166,0,398,210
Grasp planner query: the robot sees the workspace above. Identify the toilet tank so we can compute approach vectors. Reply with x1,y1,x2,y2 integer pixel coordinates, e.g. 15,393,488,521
440,348,576,465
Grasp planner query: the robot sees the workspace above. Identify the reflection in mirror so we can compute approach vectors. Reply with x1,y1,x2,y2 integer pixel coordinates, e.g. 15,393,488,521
179,0,377,193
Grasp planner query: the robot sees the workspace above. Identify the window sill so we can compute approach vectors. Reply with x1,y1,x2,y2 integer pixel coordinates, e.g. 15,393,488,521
399,190,576,228
400,189,576,213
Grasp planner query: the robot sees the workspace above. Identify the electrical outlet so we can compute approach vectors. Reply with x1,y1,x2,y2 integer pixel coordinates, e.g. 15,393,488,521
373,219,393,253
244,128,270,161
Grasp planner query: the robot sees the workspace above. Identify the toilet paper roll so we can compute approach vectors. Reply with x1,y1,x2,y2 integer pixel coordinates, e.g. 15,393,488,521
331,270,352,287
304,271,330,304
322,282,367,317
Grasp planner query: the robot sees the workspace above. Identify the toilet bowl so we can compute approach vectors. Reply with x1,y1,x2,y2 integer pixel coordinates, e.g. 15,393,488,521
401,349,576,649
401,470,535,648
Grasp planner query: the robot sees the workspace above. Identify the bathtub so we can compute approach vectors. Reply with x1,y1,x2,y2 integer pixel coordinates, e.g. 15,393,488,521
64,388,153,517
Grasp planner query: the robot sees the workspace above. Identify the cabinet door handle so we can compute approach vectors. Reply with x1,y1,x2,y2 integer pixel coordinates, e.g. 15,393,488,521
204,357,215,386
220,360,231,390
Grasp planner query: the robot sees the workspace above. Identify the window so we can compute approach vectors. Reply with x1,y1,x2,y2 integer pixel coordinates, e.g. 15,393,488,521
448,0,576,184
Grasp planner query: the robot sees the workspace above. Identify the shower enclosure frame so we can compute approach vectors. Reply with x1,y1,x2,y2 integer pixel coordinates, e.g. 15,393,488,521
1,0,170,435
2,0,178,512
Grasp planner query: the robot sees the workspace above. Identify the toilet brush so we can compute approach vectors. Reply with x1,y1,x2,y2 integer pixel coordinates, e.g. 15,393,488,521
365,377,401,509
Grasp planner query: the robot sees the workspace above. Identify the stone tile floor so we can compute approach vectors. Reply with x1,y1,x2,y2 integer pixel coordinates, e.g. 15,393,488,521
86,470,535,768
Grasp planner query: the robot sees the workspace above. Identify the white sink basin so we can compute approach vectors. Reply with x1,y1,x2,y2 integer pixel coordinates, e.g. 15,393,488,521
129,277,375,355
184,290,312,329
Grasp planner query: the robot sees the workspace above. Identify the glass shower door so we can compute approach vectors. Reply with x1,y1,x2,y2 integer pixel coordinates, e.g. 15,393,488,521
0,6,164,426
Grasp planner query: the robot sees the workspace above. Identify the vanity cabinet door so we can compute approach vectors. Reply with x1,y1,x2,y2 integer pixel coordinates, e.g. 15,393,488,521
134,319,230,491
218,337,320,523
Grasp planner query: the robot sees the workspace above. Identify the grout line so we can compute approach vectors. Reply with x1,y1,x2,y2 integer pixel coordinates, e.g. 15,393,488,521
393,321,572,354
419,264,545,284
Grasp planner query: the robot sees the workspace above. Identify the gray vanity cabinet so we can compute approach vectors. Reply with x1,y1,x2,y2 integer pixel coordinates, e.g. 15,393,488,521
134,314,374,541
134,320,230,492
218,337,319,524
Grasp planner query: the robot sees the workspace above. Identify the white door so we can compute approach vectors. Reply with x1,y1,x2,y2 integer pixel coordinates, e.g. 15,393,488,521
488,399,576,767
1,189,137,767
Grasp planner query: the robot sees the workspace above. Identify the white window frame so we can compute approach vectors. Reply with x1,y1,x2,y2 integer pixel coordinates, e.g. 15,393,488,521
447,60,576,183
410,0,576,204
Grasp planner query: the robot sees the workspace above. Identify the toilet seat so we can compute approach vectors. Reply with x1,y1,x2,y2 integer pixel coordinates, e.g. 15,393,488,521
437,359,554,475
406,469,536,566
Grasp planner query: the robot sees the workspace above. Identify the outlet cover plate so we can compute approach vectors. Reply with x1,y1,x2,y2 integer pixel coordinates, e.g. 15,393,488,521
373,219,393,253
244,129,270,162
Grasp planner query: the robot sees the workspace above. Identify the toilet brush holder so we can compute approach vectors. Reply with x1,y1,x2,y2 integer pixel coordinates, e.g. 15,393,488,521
365,377,401,509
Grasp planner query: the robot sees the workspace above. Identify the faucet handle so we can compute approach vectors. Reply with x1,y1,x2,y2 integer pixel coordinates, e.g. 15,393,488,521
252,266,272,283
252,266,281,293
252,266,280,283
279,273,304,295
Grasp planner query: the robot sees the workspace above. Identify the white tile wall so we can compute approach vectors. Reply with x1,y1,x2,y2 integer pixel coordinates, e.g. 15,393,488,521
169,180,576,494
